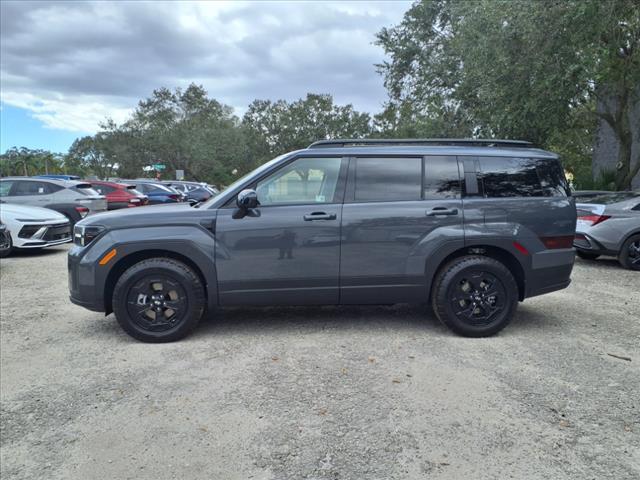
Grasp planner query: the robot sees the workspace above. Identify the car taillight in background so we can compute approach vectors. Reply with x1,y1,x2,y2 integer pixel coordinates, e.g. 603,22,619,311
168,194,180,201
75,206,90,218
578,214,610,226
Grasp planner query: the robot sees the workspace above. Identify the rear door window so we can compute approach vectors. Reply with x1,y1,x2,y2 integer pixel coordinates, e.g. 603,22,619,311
478,157,569,198
11,180,52,196
354,157,422,202
424,156,460,199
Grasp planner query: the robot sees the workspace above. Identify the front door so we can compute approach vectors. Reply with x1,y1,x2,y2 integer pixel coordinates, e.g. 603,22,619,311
215,156,347,305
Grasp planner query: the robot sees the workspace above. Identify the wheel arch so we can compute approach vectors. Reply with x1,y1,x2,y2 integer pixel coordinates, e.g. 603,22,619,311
428,244,526,302
104,249,209,314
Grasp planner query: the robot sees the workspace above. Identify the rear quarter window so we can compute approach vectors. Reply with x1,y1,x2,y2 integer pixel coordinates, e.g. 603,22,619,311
478,157,569,198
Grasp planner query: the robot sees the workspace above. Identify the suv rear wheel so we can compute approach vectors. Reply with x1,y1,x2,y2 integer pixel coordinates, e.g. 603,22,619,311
432,256,518,337
112,258,205,342
618,234,640,271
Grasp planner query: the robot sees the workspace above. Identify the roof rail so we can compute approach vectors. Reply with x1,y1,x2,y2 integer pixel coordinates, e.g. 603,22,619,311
307,138,534,149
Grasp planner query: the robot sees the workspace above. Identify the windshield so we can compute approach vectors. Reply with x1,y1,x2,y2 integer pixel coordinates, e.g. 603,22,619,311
196,153,291,208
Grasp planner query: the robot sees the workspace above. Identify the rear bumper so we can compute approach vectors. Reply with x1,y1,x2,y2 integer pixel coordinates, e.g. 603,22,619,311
525,248,575,298
574,233,618,256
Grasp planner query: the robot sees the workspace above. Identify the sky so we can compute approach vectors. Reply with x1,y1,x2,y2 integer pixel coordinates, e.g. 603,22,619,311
0,0,411,154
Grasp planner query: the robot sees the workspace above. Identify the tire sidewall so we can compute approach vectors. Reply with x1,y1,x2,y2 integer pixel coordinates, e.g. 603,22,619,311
0,234,12,258
433,256,518,337
619,234,640,271
113,259,204,342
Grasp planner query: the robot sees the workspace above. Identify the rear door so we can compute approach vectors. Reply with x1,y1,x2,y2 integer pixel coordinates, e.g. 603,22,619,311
5,179,53,206
340,155,464,304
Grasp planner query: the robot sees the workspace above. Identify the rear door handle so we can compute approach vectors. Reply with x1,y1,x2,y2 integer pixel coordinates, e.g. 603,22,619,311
426,207,459,216
303,212,337,221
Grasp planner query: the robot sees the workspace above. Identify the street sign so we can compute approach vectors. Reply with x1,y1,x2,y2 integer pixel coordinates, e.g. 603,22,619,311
176,169,185,180
153,164,166,171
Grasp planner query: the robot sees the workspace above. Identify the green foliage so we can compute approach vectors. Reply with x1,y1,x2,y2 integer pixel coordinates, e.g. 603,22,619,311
0,147,67,177
376,0,640,189
242,93,373,163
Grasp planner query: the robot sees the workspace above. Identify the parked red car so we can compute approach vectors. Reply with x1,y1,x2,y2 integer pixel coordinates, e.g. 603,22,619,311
89,181,148,210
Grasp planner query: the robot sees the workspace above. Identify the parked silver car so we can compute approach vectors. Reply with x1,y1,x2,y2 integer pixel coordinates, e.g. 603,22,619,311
574,192,640,270
0,177,107,226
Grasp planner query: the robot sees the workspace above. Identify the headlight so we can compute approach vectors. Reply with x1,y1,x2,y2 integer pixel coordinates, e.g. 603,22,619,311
74,225,105,246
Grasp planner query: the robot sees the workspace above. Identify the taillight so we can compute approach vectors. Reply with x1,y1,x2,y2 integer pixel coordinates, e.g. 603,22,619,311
578,214,610,226
168,194,180,201
75,206,90,218
540,235,574,249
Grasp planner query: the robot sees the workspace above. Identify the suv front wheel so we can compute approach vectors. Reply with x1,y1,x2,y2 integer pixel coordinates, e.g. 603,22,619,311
432,255,518,337
112,258,205,342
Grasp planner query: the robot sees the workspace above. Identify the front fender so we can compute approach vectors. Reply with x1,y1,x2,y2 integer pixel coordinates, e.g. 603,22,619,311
69,225,217,313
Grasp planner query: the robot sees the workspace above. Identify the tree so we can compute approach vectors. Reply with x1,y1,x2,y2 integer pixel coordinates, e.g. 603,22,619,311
376,0,640,189
242,93,373,162
0,147,65,177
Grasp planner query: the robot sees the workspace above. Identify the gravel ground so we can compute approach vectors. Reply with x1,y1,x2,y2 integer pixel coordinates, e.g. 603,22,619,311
1,244,639,480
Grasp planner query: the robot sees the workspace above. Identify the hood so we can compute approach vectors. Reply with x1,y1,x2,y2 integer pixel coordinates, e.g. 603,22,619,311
0,203,67,221
77,202,215,229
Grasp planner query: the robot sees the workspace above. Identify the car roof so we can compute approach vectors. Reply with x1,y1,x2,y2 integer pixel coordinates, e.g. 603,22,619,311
1,176,88,187
90,180,132,187
297,145,557,159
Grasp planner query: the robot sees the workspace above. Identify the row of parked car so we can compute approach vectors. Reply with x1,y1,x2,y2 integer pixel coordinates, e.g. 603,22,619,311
0,175,218,257
572,190,640,270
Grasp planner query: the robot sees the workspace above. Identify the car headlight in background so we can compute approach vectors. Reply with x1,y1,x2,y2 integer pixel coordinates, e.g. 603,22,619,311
74,225,105,247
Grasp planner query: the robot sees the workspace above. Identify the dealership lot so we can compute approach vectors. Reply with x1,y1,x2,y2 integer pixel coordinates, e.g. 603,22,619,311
1,245,638,479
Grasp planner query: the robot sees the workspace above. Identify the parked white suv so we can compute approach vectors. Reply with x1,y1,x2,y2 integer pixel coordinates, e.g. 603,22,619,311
0,204,72,256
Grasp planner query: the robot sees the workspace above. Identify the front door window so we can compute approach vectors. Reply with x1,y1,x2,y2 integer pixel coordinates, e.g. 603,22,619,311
256,157,342,206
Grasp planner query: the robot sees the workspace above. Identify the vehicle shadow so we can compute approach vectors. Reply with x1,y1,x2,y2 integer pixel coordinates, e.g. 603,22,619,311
4,245,69,258
192,304,446,339
574,256,623,270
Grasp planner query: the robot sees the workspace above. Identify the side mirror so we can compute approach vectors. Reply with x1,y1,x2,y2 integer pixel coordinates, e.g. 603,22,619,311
236,189,259,210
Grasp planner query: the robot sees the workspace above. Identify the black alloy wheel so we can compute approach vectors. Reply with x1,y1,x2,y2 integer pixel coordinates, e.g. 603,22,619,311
432,255,518,337
112,258,205,342
450,271,507,326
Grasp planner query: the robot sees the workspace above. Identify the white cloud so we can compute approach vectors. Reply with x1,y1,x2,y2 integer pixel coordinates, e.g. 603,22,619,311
0,0,410,133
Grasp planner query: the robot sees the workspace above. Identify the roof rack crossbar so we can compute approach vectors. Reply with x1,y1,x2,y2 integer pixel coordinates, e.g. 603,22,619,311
308,138,534,149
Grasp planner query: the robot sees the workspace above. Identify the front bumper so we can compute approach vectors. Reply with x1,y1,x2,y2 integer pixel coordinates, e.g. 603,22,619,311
68,245,105,312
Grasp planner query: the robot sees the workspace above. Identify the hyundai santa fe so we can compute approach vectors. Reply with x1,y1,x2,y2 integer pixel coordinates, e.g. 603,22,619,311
68,139,577,342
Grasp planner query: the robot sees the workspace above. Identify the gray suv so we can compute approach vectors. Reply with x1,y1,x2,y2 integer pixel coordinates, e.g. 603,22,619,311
0,177,107,225
68,139,576,342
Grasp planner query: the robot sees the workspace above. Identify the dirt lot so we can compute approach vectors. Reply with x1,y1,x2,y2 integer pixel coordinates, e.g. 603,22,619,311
0,244,638,480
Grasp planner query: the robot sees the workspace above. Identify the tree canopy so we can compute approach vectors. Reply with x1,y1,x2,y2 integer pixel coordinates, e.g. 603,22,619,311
376,0,640,189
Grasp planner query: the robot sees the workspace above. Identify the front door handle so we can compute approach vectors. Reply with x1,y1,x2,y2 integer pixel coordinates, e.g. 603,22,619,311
303,212,337,221
426,207,459,216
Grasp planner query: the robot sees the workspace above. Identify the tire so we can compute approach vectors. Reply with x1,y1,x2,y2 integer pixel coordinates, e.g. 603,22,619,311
0,234,12,258
618,234,640,271
112,258,205,342
576,251,600,260
432,255,518,337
